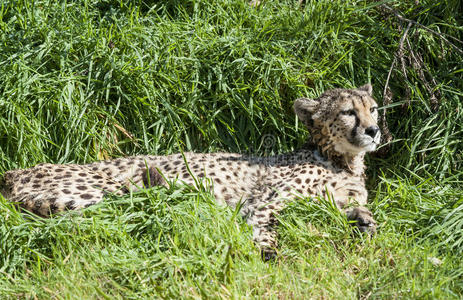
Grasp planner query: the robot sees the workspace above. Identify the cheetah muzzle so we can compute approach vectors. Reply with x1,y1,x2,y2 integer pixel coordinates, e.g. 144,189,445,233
1,84,381,257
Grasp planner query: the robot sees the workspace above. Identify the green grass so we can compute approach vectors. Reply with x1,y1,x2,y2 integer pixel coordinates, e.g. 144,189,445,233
1,0,462,298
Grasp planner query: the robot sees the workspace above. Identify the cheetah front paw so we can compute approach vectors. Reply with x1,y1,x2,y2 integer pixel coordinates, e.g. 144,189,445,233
252,226,278,261
261,248,277,261
346,207,377,234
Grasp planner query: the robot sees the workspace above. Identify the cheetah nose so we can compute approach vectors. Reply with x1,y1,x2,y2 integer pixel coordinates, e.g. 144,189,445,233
365,126,380,138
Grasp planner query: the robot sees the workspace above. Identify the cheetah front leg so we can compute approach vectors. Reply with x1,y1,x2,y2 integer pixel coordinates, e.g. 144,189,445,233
330,187,377,234
242,187,290,260
247,212,279,260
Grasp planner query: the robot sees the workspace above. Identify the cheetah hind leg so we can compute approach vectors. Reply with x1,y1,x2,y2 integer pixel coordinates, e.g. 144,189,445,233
119,166,167,193
141,166,167,188
50,167,167,215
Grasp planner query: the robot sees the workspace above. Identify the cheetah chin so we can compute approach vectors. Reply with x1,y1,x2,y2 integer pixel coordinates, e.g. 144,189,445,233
1,84,381,258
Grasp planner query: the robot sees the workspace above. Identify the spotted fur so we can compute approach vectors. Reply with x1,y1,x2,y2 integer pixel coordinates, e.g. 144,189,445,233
1,84,381,256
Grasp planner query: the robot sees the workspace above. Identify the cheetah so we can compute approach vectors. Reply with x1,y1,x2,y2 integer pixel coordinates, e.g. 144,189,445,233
0,84,381,256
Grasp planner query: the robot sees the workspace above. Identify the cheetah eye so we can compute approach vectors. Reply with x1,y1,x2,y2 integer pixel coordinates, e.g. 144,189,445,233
341,109,356,116
370,107,378,113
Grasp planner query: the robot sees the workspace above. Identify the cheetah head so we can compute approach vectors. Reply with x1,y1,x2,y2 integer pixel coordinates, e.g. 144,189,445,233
294,84,381,156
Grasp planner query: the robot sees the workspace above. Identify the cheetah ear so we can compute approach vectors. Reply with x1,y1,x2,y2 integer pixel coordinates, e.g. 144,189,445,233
294,97,319,127
357,83,373,96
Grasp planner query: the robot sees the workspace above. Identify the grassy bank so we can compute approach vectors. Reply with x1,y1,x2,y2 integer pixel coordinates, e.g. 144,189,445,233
1,0,462,298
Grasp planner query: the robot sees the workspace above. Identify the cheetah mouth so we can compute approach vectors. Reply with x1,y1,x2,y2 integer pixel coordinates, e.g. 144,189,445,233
334,138,378,155
353,135,380,152
345,126,381,153
360,141,378,152
343,131,380,153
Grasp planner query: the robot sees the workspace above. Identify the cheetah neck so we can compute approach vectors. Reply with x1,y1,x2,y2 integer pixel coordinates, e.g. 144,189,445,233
310,135,366,176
